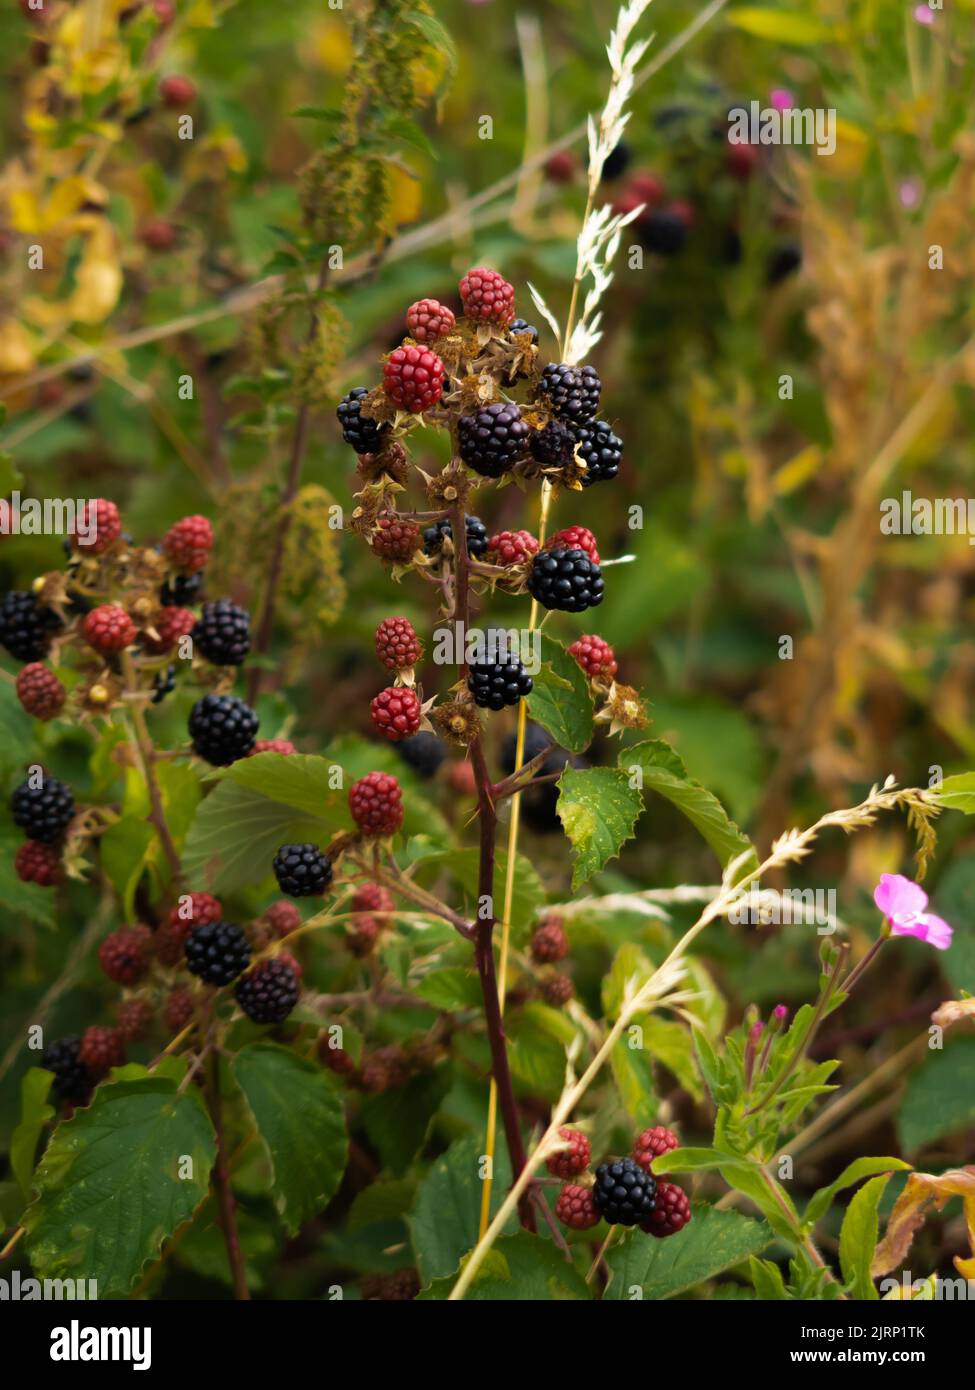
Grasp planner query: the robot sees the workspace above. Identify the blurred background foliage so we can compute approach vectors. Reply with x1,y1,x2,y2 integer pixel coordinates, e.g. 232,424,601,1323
1,0,974,1294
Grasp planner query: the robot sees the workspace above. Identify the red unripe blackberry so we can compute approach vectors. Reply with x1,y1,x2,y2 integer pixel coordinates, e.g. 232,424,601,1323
371,512,421,563
16,663,66,720
98,925,152,985
546,526,600,564
318,1035,356,1074
263,900,301,938
165,987,195,1033
348,914,381,957
159,74,197,107
82,604,135,655
163,514,213,571
668,198,695,228
530,917,569,963
70,498,121,555
14,840,62,886
629,170,665,206
370,685,422,741
157,891,224,965
79,1025,125,1078
406,298,456,342
613,188,649,219
486,530,538,566
116,998,153,1042
568,634,618,681
375,616,422,671
234,957,301,1023
383,345,445,413
541,972,574,1007
633,1125,680,1173
143,605,195,655
546,1127,591,1178
251,738,297,756
726,138,760,179
641,1180,692,1237
459,266,516,324
447,759,476,796
556,1183,600,1231
544,150,576,184
352,882,395,914
139,217,177,252
349,771,404,836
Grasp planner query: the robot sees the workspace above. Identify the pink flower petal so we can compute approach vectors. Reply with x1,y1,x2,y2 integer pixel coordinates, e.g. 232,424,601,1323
917,913,953,950
889,918,927,942
874,872,927,919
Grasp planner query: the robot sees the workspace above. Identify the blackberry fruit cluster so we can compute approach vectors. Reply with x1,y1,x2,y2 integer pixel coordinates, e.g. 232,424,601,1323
11,775,74,842
383,345,445,413
527,548,604,613
509,317,539,343
192,599,251,666
458,402,530,478
41,1036,92,1102
575,419,623,486
349,771,403,836
592,1157,657,1226
375,616,422,671
14,840,62,886
537,362,601,423
423,514,489,559
235,957,301,1023
15,663,66,720
530,417,577,468
71,498,122,555
396,731,446,778
633,1125,680,1173
371,686,422,741
530,917,569,963
0,591,63,662
188,693,259,765
272,843,333,897
184,921,251,985
545,1127,591,1179
163,515,213,571
337,387,387,455
372,513,421,563
642,1181,692,1238
468,653,533,710
98,925,152,985
555,1183,600,1231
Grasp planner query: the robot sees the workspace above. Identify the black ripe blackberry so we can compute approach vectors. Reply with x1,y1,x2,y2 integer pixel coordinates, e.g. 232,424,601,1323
0,591,63,663
767,242,802,285
11,774,74,843
272,843,333,897
575,419,623,487
593,1156,657,1226
235,958,300,1023
151,664,177,704
530,417,577,469
537,362,601,423
337,387,387,455
396,730,446,779
639,209,687,256
527,548,604,613
601,141,631,179
160,571,204,607
458,402,530,478
423,514,489,560
41,1035,91,1102
468,652,533,711
510,318,539,344
192,599,251,666
188,693,259,765
184,920,251,985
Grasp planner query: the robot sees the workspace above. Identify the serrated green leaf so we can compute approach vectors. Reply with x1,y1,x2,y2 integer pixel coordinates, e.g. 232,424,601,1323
414,966,482,1011
99,815,156,917
804,1157,912,1230
749,1255,791,1299
11,1068,54,1200
557,766,643,889
602,941,655,1016
419,1232,591,1300
640,1015,705,1101
604,1205,770,1299
23,1073,215,1296
182,779,330,892
231,1042,347,1235
347,1179,417,1233
928,772,975,813
839,1174,891,1299
408,1134,516,1283
653,1147,733,1174
526,635,593,753
609,1039,658,1127
897,1037,975,1152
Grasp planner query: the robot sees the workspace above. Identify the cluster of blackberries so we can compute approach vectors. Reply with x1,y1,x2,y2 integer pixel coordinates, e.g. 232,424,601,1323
9,773,74,890
423,514,489,560
188,693,260,765
552,1125,691,1238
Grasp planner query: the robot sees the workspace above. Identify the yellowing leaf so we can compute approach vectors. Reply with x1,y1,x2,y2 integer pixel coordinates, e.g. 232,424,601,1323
388,162,422,226
824,118,870,177
312,17,353,76
69,220,122,324
871,1167,975,1280
772,445,822,496
727,8,830,44
0,319,37,374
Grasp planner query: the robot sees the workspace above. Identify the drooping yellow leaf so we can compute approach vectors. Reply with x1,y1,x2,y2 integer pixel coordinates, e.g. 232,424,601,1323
69,221,123,324
871,1167,975,1280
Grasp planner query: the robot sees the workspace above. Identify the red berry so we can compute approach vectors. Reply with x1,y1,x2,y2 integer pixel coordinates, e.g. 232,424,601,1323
370,686,422,742
82,604,135,656
348,914,381,957
545,526,600,564
16,663,65,720
459,266,516,325
70,498,121,555
556,1183,600,1231
383,345,445,413
568,634,618,681
163,515,213,571
14,840,62,886
612,189,648,218
374,616,422,671
633,1125,680,1173
447,760,476,796
544,150,576,184
641,1180,692,1237
139,218,177,252
352,882,394,914
79,1025,125,1078
629,171,665,207
165,987,195,1033
318,1036,356,1074
116,998,153,1042
143,605,195,655
157,892,223,965
264,900,301,938
667,199,695,228
541,972,574,1007
159,74,197,107
349,771,404,836
250,738,297,756
486,530,539,566
546,1127,591,1178
98,926,152,985
406,298,456,342
531,917,569,963
371,512,421,564
726,139,760,180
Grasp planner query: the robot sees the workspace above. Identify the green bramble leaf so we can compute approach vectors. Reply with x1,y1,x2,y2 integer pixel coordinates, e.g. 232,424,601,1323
231,1043,348,1236
556,766,643,889
609,1039,659,1127
181,778,330,893
927,772,975,814
804,1157,912,1231
10,1068,55,1200
897,1037,975,1153
839,1173,893,1299
99,815,156,918
526,635,593,754
749,1255,791,1299
414,966,483,1012
604,1205,771,1299
408,1134,516,1284
419,1232,591,1300
23,1072,215,1297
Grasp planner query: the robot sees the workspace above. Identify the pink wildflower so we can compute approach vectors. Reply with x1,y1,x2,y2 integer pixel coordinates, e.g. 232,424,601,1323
873,873,952,950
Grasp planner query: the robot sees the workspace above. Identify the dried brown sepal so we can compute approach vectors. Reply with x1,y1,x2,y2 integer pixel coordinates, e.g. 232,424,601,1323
432,695,484,747
356,440,410,487
424,461,476,514
594,681,650,736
